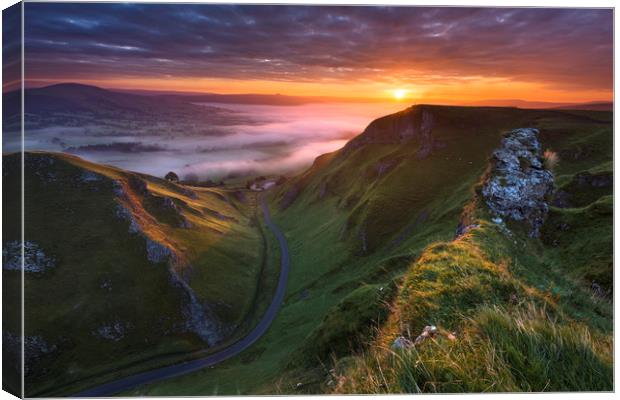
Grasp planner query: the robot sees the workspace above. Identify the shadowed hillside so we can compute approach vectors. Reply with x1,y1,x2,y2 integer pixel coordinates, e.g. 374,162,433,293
2,152,280,396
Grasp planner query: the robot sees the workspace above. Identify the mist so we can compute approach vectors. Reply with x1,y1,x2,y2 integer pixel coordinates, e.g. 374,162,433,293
18,102,407,180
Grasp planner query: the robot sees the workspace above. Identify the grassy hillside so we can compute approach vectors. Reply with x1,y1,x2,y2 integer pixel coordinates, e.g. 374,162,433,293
2,152,277,396
126,105,612,394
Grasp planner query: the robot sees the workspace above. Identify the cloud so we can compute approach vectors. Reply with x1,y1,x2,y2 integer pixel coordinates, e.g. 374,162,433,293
65,142,167,153
23,4,612,92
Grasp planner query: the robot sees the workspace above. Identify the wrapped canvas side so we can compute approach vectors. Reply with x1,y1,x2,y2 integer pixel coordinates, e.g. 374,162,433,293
2,1,24,398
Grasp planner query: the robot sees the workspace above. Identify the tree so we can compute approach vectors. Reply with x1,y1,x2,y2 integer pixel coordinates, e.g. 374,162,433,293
165,171,179,183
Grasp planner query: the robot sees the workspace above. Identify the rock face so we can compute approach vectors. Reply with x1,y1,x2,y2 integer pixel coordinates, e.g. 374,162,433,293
2,241,55,273
482,128,554,237
145,237,175,264
112,181,222,345
343,106,443,159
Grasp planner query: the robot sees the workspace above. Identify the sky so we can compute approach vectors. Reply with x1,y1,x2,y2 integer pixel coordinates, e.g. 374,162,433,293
21,4,614,103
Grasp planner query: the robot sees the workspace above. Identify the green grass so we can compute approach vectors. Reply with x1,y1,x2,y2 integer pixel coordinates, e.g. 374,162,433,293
333,206,612,393
540,196,613,293
336,304,611,393
7,105,611,396
2,152,273,396
293,283,396,366
131,105,612,395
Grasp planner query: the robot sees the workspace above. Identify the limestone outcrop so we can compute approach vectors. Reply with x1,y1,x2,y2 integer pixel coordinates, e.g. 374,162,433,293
482,128,554,237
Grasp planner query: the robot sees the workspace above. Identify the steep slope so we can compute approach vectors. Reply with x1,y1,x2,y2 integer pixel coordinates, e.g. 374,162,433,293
274,105,611,255
331,127,612,393
127,104,612,395
2,152,273,396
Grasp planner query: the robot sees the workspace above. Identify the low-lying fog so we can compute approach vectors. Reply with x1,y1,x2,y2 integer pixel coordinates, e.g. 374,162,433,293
18,102,407,181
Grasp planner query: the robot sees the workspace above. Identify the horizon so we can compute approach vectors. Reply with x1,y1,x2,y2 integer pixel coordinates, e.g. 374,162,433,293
11,4,612,104
14,81,613,108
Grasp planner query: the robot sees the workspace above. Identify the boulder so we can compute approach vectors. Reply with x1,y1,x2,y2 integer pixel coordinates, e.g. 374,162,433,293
454,223,480,239
391,336,414,350
414,325,438,345
482,128,554,237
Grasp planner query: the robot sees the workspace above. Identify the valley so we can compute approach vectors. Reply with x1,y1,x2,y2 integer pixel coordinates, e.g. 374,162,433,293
4,103,611,395
123,105,612,395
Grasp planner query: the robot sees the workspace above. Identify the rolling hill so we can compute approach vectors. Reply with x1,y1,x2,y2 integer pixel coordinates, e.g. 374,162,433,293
122,104,612,395
2,152,281,396
2,84,247,140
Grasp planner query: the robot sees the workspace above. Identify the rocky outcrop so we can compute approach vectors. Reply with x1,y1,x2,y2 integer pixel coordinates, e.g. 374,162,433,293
145,237,175,264
3,331,57,375
454,223,480,239
2,241,55,273
342,106,445,160
93,321,131,342
169,269,222,345
114,203,141,234
112,181,222,344
391,336,414,350
482,128,554,237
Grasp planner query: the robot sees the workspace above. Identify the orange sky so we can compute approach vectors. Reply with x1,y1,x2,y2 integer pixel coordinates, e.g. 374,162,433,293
25,75,612,104
20,5,613,105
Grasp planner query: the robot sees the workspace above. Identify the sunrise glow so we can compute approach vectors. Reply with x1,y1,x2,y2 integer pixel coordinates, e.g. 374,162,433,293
16,5,612,105
392,89,408,101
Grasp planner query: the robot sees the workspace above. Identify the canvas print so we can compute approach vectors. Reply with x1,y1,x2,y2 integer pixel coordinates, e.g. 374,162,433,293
1,1,613,397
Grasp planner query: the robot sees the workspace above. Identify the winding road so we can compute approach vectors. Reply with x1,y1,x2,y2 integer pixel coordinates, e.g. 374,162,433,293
73,196,290,397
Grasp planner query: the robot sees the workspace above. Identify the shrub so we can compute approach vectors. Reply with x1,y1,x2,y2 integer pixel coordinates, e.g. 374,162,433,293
543,150,559,171
164,171,179,182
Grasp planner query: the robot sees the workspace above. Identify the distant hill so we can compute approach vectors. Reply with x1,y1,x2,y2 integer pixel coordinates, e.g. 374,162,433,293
461,99,613,110
116,89,377,106
462,99,573,109
15,83,612,110
7,83,217,116
553,102,613,111
2,83,248,141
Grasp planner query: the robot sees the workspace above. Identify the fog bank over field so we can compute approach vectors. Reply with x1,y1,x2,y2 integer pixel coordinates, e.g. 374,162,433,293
20,102,405,180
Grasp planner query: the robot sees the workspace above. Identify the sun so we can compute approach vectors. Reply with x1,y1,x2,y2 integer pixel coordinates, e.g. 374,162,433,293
392,88,408,100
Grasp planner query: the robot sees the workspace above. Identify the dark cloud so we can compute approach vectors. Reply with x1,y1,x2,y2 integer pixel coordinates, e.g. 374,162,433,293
64,142,167,153
24,4,612,90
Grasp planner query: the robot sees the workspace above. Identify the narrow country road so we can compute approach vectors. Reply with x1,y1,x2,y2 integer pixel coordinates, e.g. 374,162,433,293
73,195,290,397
